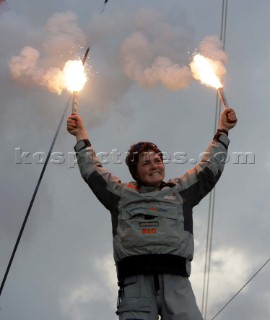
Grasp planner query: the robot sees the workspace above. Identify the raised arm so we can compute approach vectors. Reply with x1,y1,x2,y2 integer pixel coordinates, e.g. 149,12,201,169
175,108,237,207
67,114,122,211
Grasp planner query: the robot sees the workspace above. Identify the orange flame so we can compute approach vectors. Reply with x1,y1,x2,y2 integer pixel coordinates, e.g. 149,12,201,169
190,54,223,89
63,60,87,92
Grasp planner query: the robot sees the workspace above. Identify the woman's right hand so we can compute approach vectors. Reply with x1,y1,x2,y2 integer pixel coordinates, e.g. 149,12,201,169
67,114,89,141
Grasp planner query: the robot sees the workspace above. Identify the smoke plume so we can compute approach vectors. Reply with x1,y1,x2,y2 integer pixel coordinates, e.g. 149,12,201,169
9,11,87,94
121,31,192,89
190,35,227,83
8,7,227,97
121,9,227,90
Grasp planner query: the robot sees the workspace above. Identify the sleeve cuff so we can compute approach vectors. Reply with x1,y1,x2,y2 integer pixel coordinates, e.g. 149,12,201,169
213,132,230,149
74,139,91,153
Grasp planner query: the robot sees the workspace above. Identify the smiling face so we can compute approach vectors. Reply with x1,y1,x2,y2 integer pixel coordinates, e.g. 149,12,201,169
136,150,165,187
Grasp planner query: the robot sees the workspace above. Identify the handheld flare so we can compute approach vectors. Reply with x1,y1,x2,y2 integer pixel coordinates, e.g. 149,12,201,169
217,87,237,124
71,47,90,115
72,91,79,114
217,87,229,109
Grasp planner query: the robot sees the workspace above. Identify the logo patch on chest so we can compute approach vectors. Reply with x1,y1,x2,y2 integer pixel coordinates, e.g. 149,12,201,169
142,228,157,235
163,192,177,201
139,221,159,235
139,221,159,228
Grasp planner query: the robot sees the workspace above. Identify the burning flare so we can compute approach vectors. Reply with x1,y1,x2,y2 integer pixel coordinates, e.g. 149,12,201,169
190,54,230,109
63,60,87,92
190,54,223,89
62,59,88,114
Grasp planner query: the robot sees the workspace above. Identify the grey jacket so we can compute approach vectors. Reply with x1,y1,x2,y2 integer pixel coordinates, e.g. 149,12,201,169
75,133,229,280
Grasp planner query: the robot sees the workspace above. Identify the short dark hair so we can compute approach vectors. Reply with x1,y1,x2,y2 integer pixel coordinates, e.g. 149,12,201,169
125,142,163,181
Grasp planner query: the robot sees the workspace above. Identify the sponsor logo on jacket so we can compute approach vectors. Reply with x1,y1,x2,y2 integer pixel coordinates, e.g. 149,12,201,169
130,206,167,213
142,228,157,235
163,192,176,201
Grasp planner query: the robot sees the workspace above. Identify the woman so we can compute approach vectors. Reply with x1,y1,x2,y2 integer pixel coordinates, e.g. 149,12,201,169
67,107,237,320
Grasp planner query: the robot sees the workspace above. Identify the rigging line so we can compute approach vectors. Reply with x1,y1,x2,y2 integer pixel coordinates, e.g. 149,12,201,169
210,257,270,320
0,96,71,297
101,0,109,13
201,1,228,318
220,0,228,50
202,186,217,319
205,187,216,318
201,191,212,314
214,0,228,127
214,0,228,133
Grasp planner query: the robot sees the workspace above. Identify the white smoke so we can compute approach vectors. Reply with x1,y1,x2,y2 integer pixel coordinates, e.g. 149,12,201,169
8,7,228,98
121,8,227,90
42,11,87,62
190,35,228,83
8,11,87,94
140,56,192,90
9,46,41,80
198,35,228,62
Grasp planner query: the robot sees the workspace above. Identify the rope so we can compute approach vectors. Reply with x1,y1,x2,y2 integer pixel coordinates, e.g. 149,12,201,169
201,1,228,318
0,96,71,297
210,257,270,320
201,188,217,318
101,0,109,13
